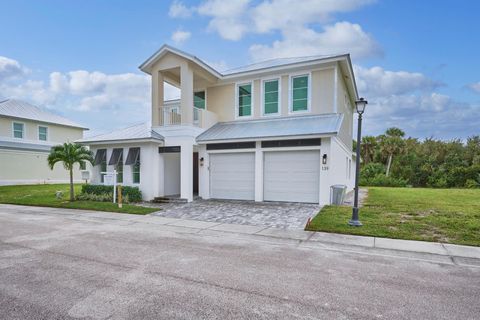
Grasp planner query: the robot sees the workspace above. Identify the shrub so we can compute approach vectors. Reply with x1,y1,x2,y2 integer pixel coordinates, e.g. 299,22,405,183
81,184,142,202
361,162,386,180
465,179,480,189
76,192,113,202
360,174,408,187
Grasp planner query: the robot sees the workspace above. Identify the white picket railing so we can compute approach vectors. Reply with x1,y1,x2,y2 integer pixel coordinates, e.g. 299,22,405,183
158,105,217,128
159,105,181,125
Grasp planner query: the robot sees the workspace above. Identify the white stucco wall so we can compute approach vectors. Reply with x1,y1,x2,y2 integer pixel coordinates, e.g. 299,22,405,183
328,137,354,193
0,149,84,185
88,142,162,201
163,153,180,196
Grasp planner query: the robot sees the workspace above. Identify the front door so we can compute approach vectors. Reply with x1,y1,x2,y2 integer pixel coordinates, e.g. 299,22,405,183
193,152,199,194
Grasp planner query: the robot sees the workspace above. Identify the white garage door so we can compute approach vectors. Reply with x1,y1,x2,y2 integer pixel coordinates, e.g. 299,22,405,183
264,150,320,203
209,152,255,200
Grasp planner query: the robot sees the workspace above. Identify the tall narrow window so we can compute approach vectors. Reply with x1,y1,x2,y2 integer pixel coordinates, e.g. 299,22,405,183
116,154,123,184
291,75,309,112
100,161,107,183
194,91,206,109
94,149,107,183
125,147,140,184
38,126,48,141
237,83,252,117
263,79,279,115
132,160,140,184
13,122,24,139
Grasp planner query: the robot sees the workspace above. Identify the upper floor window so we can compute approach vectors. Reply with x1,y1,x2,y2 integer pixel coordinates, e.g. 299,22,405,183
38,126,48,141
263,79,279,116
290,74,309,112
194,91,206,109
13,122,24,139
237,82,252,117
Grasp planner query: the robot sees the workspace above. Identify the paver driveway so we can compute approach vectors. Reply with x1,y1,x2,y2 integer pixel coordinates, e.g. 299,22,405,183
149,199,320,229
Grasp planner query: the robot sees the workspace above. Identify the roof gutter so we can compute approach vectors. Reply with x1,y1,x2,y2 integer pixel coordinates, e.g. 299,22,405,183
77,137,164,145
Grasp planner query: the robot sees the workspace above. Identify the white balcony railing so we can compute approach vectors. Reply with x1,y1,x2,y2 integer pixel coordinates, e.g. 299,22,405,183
158,105,217,128
159,105,181,125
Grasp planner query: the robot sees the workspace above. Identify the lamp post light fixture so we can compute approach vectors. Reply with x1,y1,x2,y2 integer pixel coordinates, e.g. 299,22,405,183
349,97,368,227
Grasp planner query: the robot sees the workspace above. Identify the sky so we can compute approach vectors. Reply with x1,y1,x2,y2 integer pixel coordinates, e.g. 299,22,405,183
0,0,479,139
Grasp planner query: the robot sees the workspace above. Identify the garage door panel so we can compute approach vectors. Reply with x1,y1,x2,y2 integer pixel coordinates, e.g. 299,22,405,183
264,150,320,203
210,153,255,200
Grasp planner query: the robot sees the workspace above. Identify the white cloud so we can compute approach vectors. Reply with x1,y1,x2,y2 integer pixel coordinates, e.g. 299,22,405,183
197,0,251,41
252,0,375,33
171,29,191,44
175,1,380,60
168,0,193,18
361,93,480,139
354,65,442,97
249,22,382,61
0,56,28,80
468,82,480,93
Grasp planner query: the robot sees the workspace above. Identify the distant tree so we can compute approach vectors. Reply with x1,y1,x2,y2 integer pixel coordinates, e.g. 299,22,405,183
48,143,93,201
359,129,480,188
379,127,405,176
361,136,377,165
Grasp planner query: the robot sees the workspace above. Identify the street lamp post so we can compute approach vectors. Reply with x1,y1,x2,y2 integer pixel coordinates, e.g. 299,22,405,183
349,97,368,227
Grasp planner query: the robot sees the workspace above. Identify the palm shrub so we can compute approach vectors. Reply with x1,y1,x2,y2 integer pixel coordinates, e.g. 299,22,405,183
48,143,93,201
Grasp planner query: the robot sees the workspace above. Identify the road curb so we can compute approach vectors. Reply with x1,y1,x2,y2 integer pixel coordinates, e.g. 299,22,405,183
2,204,479,262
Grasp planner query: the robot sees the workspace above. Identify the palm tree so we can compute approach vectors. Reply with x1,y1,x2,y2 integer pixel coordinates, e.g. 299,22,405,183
48,143,93,201
379,127,406,176
361,136,377,165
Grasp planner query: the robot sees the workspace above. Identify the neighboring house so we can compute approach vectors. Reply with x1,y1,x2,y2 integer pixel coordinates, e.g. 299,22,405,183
79,45,357,205
0,99,88,185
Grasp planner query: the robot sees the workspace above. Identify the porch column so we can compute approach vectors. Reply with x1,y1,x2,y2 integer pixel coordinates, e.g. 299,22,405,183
180,140,194,202
151,71,164,127
180,64,194,125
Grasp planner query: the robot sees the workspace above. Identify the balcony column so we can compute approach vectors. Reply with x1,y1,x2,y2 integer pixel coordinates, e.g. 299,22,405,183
151,71,164,127
180,64,194,125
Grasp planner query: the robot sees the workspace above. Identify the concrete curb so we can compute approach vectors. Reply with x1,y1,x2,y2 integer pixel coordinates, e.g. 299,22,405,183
2,204,480,263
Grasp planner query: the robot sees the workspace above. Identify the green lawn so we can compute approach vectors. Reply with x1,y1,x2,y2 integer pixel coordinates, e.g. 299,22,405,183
306,187,480,246
0,184,158,215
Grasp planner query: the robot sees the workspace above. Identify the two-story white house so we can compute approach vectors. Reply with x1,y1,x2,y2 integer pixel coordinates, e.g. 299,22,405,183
0,99,88,185
79,45,357,205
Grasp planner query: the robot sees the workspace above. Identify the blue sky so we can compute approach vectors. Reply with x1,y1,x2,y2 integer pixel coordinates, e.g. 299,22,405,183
0,0,479,139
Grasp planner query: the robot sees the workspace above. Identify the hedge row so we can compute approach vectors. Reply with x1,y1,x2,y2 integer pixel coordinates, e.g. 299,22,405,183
81,184,143,202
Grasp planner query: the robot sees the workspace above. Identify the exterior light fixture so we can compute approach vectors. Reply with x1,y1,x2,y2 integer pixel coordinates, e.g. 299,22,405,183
322,154,327,165
349,97,368,227
355,97,367,115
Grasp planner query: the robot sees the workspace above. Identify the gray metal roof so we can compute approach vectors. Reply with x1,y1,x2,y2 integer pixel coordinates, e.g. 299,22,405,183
196,114,343,143
139,45,350,78
222,54,345,76
0,99,88,129
78,123,164,144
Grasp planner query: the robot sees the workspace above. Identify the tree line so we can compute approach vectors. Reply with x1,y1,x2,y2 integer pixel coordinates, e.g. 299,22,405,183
357,128,480,188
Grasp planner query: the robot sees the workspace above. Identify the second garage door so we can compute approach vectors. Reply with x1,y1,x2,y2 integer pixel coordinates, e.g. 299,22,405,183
209,152,255,200
264,150,320,203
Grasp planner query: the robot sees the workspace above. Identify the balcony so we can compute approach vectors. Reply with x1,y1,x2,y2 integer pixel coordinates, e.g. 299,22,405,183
158,105,218,128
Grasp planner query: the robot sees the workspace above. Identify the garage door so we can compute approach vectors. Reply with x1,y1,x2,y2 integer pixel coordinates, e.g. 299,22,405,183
264,150,320,203
210,152,255,200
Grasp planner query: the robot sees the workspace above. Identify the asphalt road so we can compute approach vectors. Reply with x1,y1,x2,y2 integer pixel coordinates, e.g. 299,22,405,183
0,205,479,319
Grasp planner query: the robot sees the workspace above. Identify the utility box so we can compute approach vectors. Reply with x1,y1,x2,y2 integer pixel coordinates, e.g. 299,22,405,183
330,185,347,205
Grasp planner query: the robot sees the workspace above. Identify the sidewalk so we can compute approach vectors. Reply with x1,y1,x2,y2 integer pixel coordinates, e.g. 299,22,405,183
2,204,480,268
